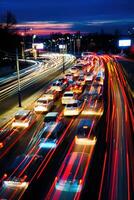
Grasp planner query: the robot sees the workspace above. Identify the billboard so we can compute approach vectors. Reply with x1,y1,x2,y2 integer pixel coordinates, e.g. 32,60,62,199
118,39,131,47
59,44,66,49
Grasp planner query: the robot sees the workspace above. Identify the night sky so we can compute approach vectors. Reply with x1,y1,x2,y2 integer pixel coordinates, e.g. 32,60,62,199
0,0,134,35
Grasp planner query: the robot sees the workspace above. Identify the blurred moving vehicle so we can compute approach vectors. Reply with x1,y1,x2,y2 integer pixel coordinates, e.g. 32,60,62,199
1,155,43,199
77,76,86,86
75,119,96,145
51,81,67,92
0,128,14,149
62,91,77,105
64,100,83,116
44,112,62,125
69,83,83,94
12,110,36,128
34,97,54,112
84,72,94,83
43,89,59,100
55,152,89,192
39,122,64,149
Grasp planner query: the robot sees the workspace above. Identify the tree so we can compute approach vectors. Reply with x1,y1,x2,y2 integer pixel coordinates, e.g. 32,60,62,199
0,10,17,30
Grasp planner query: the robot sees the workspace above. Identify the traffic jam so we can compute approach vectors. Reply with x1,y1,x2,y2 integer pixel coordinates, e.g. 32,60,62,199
0,54,105,199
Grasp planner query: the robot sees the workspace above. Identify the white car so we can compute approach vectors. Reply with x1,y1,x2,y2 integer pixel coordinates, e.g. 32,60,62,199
61,91,76,105
51,81,66,91
64,100,83,116
34,97,54,112
84,73,94,82
12,110,36,128
43,89,59,100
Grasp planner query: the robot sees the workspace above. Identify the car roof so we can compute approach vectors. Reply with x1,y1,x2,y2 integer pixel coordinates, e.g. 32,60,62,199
15,110,31,117
37,97,49,101
45,112,58,117
78,119,92,127
66,100,78,104
64,91,74,94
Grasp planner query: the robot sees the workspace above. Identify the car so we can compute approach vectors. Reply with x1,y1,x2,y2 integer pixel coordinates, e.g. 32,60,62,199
12,110,36,128
70,66,79,77
69,83,83,94
39,122,64,149
43,89,59,100
0,128,16,149
84,72,94,83
77,76,86,86
50,81,67,91
58,77,68,85
55,152,89,192
64,73,74,82
34,97,54,112
2,177,29,189
44,112,62,125
2,155,43,189
75,119,97,145
61,91,77,105
64,100,83,116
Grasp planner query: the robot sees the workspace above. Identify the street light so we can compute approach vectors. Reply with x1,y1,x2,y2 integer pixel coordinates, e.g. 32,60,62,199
32,34,36,45
16,48,22,107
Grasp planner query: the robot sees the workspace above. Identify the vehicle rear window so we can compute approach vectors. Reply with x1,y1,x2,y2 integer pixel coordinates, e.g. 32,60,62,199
44,116,57,123
37,100,48,104
67,103,77,107
15,115,28,120
64,93,73,97
77,127,90,137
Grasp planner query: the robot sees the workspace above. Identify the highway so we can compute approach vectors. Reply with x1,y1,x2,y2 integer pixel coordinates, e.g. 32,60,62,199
0,53,133,200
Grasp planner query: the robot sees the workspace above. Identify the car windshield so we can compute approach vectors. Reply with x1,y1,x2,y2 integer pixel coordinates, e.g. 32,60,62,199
53,82,61,86
64,93,73,97
71,67,76,70
15,115,28,120
66,103,77,107
44,116,56,123
37,100,48,104
77,126,90,137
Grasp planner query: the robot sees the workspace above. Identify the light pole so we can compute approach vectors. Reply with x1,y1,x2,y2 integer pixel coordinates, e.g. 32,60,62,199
32,34,36,45
73,38,75,55
16,48,22,107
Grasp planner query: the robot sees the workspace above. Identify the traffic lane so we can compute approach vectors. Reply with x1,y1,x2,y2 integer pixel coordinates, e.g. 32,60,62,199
99,56,132,200
21,117,87,200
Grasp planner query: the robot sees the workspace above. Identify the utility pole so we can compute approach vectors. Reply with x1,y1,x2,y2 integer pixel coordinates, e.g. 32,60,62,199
74,39,75,55
16,48,22,107
63,53,65,74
